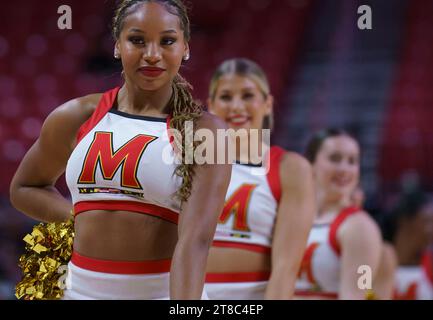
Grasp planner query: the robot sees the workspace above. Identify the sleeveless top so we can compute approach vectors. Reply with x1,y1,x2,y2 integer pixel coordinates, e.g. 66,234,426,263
212,146,285,253
65,87,181,224
295,207,362,298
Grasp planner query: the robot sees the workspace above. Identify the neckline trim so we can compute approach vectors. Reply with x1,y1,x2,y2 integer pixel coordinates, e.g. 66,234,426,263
109,107,168,122
234,160,263,167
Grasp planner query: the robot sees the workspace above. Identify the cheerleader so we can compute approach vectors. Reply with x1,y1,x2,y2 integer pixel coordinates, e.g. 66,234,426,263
10,0,231,300
294,129,383,299
204,58,315,299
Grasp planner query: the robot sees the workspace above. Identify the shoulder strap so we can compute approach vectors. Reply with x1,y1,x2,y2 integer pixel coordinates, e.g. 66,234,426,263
265,146,286,203
76,86,120,143
328,206,361,256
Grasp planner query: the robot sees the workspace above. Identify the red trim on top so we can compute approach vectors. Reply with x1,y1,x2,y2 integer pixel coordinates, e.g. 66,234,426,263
71,251,171,274
74,200,179,224
422,250,433,285
266,146,285,203
212,240,271,254
76,87,121,144
294,290,338,299
328,206,361,256
205,271,270,283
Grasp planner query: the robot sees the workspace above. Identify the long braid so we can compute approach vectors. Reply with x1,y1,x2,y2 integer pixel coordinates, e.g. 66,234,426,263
170,74,203,202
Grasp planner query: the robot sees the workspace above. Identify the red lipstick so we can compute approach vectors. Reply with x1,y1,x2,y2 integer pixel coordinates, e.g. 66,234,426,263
138,66,165,78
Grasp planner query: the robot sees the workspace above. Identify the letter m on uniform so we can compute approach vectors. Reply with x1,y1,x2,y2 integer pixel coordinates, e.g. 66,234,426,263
218,184,257,232
78,132,157,189
298,242,320,285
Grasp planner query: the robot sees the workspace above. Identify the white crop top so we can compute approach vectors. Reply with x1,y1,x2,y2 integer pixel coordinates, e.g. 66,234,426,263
295,207,361,298
65,87,181,224
212,146,285,253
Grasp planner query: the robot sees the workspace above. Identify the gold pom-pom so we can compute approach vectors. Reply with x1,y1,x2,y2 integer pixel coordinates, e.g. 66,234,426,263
15,218,74,300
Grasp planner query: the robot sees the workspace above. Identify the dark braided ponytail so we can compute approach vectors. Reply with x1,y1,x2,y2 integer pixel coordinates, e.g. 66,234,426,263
170,74,202,202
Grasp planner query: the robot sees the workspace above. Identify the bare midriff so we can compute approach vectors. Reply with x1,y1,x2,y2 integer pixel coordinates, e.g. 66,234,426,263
206,246,271,273
73,210,178,261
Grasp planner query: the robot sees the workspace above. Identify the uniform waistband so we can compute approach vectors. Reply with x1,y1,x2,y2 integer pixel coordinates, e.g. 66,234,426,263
205,271,270,283
71,251,172,274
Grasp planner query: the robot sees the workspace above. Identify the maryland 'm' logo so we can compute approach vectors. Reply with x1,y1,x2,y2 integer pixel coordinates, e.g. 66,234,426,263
218,184,257,232
298,242,320,285
78,132,157,189
393,283,417,300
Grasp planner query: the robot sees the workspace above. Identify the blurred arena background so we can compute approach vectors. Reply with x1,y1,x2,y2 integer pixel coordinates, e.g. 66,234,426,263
1,0,432,299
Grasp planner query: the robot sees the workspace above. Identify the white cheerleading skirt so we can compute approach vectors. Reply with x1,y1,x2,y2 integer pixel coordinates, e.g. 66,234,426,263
62,261,171,300
205,271,270,300
205,281,268,300
61,252,208,300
